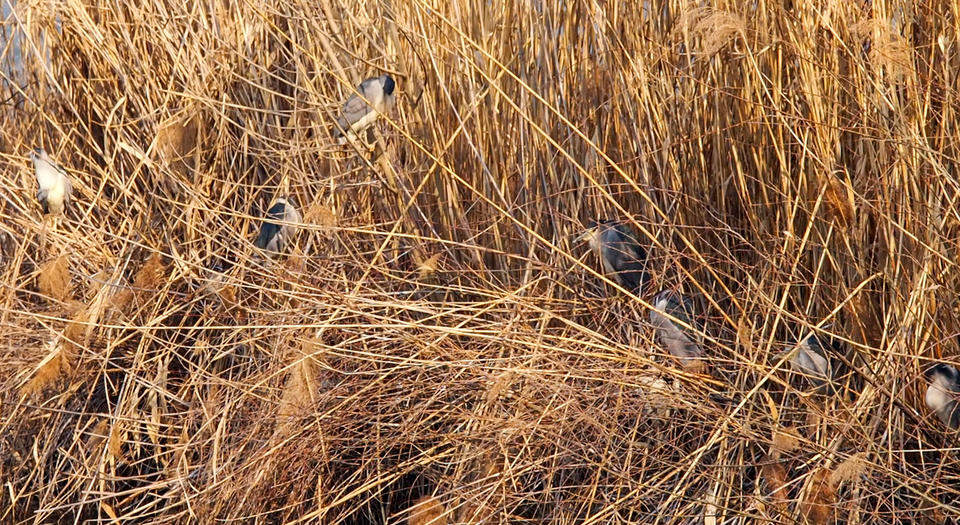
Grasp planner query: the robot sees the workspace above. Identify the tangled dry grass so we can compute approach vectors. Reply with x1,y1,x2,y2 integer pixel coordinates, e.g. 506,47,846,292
2,0,960,523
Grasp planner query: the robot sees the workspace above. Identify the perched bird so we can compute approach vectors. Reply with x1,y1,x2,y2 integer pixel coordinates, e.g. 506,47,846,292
333,74,396,145
924,363,960,429
254,198,301,254
31,148,73,215
576,220,650,295
649,289,703,366
782,331,839,394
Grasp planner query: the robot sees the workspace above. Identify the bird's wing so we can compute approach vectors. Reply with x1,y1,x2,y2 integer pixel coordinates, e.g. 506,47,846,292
255,222,281,250
333,116,349,137
649,310,702,360
604,243,648,291
939,367,960,394
605,226,647,266
266,202,287,220
607,245,646,269
64,175,73,202
51,158,69,179
339,92,374,128
791,345,831,381
948,403,960,429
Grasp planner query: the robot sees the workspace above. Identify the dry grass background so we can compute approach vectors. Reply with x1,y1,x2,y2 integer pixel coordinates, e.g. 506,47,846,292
1,0,959,522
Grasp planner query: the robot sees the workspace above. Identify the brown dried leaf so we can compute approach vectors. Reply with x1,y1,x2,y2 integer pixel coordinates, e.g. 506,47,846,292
217,284,246,320
218,284,236,306
63,299,85,317
284,357,317,413
110,290,133,311
459,498,495,523
155,113,200,174
274,351,320,440
21,338,73,397
823,175,855,228
920,508,948,525
86,418,110,452
682,359,709,375
850,17,914,81
89,271,132,312
305,204,338,228
212,283,242,318
829,453,868,487
133,253,166,291
107,422,124,462
771,426,802,459
760,458,789,502
800,468,836,524
737,317,754,353
408,496,447,525
37,255,72,302
677,8,747,56
805,410,822,430
283,255,305,273
697,10,746,55
480,455,502,478
62,306,87,354
485,372,513,405
417,253,442,279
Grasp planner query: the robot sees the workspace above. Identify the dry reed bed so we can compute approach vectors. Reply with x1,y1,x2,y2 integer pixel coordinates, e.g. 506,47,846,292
1,0,959,522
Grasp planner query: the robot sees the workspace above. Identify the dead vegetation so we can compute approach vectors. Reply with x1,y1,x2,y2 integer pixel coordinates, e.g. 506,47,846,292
2,0,960,523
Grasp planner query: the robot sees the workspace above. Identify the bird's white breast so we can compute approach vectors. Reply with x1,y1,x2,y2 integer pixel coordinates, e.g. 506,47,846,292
926,378,954,412
47,185,66,203
35,161,63,191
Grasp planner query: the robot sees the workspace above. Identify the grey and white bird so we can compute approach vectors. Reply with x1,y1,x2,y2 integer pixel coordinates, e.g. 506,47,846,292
31,148,73,215
782,331,838,394
333,74,396,145
924,363,960,429
576,220,650,295
254,198,301,254
649,289,703,366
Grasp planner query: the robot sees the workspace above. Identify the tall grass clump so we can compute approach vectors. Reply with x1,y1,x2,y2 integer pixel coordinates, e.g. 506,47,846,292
2,0,960,522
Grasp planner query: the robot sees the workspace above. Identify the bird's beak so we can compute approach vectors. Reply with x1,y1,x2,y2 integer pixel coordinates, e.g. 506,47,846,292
573,228,594,244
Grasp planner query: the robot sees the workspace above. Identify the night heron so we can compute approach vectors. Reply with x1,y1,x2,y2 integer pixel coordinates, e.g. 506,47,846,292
649,289,704,366
254,198,301,254
924,363,960,429
333,74,396,145
782,331,839,394
576,220,649,295
31,148,72,215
